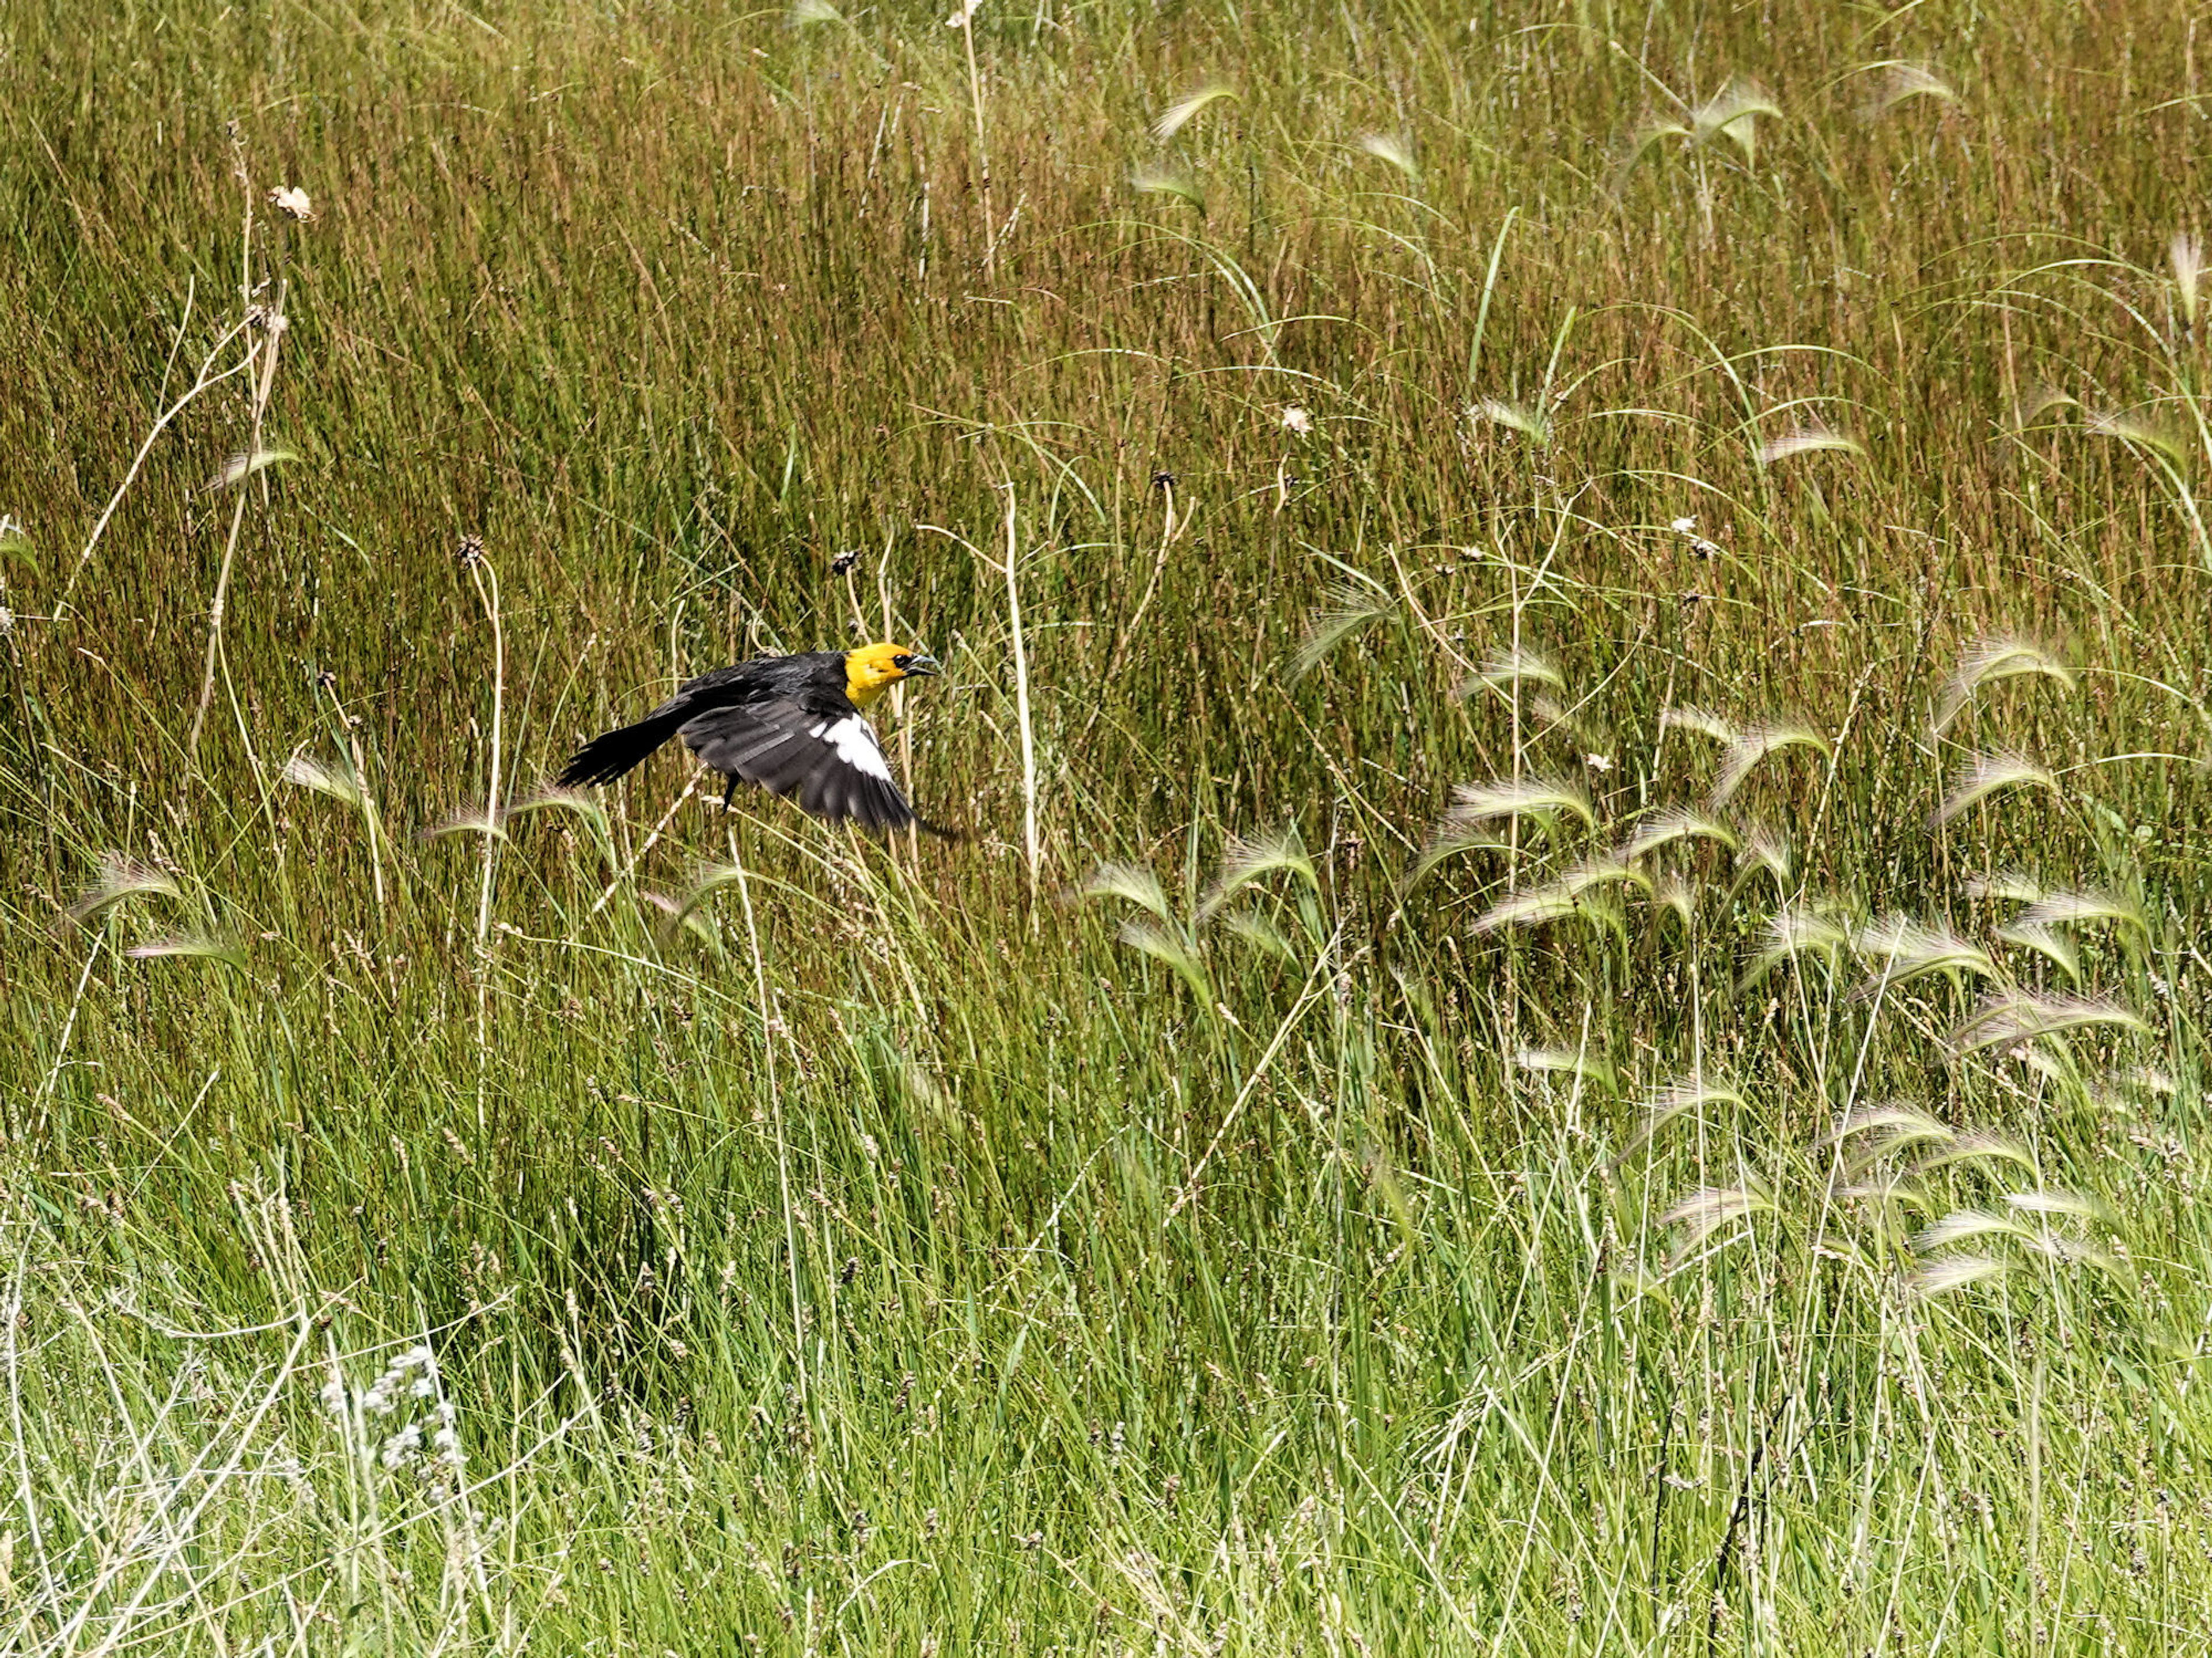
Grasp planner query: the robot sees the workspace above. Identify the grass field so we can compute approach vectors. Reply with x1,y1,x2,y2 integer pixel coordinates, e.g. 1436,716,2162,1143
5,0,2212,1650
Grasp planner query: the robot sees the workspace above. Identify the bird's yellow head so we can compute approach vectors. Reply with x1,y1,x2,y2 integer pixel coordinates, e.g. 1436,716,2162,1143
844,642,940,707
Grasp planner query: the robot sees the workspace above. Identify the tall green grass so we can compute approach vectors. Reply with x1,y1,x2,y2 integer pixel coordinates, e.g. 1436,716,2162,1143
3,0,2211,1649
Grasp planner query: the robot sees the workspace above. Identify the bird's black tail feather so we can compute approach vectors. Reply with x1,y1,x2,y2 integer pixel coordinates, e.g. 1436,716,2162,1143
556,714,687,788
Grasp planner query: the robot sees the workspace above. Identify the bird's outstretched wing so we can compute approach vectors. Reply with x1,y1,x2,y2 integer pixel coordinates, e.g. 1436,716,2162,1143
680,698,916,832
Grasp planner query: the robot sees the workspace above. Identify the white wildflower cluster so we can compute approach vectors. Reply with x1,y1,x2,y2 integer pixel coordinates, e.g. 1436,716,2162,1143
1669,516,1722,558
320,1339,465,1485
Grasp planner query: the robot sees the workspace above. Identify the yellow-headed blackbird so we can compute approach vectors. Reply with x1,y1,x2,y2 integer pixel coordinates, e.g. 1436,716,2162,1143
559,643,951,834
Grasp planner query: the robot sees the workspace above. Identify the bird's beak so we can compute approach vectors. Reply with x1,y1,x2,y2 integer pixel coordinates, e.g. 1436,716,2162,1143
904,655,941,677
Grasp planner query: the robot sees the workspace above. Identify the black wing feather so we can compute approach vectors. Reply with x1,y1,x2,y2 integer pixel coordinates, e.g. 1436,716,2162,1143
680,699,916,832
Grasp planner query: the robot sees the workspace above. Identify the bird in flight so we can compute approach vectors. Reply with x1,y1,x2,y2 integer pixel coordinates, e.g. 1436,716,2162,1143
558,643,953,835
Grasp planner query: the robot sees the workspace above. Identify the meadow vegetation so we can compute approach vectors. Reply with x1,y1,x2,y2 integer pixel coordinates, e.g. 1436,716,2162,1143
4,0,2212,1649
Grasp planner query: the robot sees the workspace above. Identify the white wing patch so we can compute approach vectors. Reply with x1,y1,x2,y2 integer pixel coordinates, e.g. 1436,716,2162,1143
809,716,892,782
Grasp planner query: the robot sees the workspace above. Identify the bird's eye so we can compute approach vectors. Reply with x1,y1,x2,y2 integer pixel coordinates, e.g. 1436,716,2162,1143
892,654,914,671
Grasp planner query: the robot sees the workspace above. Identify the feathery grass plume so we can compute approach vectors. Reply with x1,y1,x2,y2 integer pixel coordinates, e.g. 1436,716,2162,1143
1620,1074,1745,1160
1659,1180,1775,1262
127,933,248,973
2173,232,2206,335
1660,705,1737,745
2014,383,2078,431
1756,419,1863,465
1514,1046,1619,1092
1294,584,1399,678
1849,913,1998,991
1650,871,1698,926
2015,887,2150,938
66,854,181,925
281,749,363,808
209,446,298,490
1469,859,1641,936
1115,918,1214,1006
1909,1129,2035,1176
1931,749,2059,826
1078,862,1176,924
1823,1097,1946,1151
422,805,509,842
1150,83,1237,142
1613,804,1738,863
1909,1254,2013,1297
1198,826,1316,921
2020,1230,2124,1277
1821,1101,1955,1157
1733,823,1793,888
646,862,770,949
1931,633,2077,735
1946,990,2148,1056
1690,77,1782,165
1402,819,1508,891
1862,60,1957,118
1468,645,1565,694
1216,908,1299,962
1740,901,1852,990
642,889,719,951
502,788,617,872
1914,1208,2034,1250
1356,133,1417,180
2086,407,2188,466
1712,718,1832,804
1468,398,1552,445
1468,877,1584,934
1444,775,1595,831
1997,921,2081,982
1128,166,1205,213
1962,868,2044,903
2006,1188,2119,1225
787,0,843,24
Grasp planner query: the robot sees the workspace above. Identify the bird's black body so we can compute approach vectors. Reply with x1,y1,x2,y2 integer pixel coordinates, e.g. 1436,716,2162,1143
558,648,949,834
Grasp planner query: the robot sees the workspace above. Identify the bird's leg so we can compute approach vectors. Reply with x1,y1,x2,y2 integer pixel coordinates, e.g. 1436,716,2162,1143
721,774,737,811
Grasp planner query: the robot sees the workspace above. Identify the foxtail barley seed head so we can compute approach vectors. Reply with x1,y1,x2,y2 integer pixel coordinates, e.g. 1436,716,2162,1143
1688,77,1782,165
1468,398,1552,446
67,854,181,925
1469,645,1565,694
1908,1254,2012,1297
1198,827,1316,921
1931,750,2059,826
1914,1208,2033,1250
1711,718,1832,804
1946,990,2148,1056
2086,407,2188,466
1355,133,1418,180
281,751,364,809
1996,921,2081,982
1659,1179,1776,1262
1115,918,1213,1004
1660,705,1738,745
2173,232,2206,334
209,447,298,491
1079,862,1174,925
1613,805,1738,864
2014,887,2149,937
126,933,249,972
1863,62,1957,119
1756,420,1863,465
1149,84,1237,143
1849,913,1999,990
1963,868,2044,903
1293,584,1398,678
1128,166,1205,212
1445,775,1594,830
1931,633,2077,735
